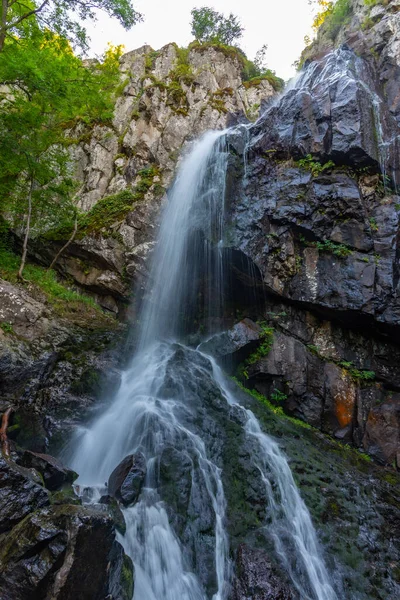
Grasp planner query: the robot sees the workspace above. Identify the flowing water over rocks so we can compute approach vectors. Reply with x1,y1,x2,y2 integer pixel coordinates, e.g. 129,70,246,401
68,130,339,600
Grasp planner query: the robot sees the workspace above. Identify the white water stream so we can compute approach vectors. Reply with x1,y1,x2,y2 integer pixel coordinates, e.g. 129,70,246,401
68,129,338,600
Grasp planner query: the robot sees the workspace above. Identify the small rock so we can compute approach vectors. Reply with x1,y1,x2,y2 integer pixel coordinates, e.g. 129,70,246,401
108,453,146,506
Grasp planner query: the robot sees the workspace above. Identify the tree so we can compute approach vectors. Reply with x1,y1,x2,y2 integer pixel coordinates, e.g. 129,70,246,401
190,7,244,46
0,23,124,277
0,0,142,52
254,44,269,73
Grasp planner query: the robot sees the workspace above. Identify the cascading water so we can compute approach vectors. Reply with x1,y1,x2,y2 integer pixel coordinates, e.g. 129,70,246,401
67,127,338,599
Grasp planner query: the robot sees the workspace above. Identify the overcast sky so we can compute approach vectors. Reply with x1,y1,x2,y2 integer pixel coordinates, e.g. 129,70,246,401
87,0,317,81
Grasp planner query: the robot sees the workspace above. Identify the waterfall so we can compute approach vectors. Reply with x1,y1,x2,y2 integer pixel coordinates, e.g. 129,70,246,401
68,128,338,600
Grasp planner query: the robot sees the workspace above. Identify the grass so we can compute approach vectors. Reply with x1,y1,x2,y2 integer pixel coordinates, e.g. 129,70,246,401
232,377,313,430
0,247,95,306
0,246,115,328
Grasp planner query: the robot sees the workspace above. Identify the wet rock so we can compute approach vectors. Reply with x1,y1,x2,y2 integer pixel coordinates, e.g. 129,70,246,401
229,544,295,600
363,395,400,466
19,450,78,491
99,494,127,534
0,456,49,534
108,453,146,505
198,318,262,367
0,504,133,600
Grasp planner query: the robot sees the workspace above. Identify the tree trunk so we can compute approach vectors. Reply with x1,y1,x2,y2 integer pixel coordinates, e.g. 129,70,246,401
0,0,8,52
18,178,33,280
0,407,12,458
48,212,78,271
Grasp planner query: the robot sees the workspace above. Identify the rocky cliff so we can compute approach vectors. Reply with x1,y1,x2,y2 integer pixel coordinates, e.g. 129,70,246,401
35,43,276,316
1,3,400,598
212,0,400,470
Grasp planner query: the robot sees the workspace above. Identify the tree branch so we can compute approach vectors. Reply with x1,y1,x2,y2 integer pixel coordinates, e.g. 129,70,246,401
4,0,50,32
48,211,78,270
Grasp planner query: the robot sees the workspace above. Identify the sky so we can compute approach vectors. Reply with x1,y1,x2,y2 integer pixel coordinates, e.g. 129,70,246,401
87,0,317,81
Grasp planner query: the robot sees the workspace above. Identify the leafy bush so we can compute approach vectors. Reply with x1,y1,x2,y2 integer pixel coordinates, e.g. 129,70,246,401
245,323,274,366
297,154,335,177
324,0,353,39
338,361,376,381
316,239,352,258
311,0,353,39
271,389,288,404
299,235,352,258
243,72,285,93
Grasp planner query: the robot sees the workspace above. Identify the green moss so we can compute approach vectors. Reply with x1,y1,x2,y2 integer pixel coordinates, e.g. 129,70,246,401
232,377,313,430
50,485,81,506
44,165,161,243
188,40,244,63
78,190,136,236
243,72,285,93
70,367,101,395
120,554,134,600
1,321,14,334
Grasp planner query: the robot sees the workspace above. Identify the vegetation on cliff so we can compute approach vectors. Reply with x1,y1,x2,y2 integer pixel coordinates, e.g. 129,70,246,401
0,5,133,278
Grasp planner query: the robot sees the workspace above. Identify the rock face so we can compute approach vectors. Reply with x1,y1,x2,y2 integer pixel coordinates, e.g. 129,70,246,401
31,43,276,315
221,5,400,466
0,455,133,600
230,544,294,600
19,450,78,491
0,277,124,454
108,453,147,505
0,505,131,600
0,456,49,533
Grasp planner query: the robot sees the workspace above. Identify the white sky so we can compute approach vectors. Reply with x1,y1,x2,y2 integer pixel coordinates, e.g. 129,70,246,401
87,0,317,81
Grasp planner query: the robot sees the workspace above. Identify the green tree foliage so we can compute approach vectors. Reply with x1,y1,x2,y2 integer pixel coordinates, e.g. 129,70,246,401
310,0,352,39
0,0,142,52
190,7,244,45
0,18,124,276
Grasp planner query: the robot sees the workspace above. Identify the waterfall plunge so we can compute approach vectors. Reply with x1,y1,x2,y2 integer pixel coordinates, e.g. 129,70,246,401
68,130,338,600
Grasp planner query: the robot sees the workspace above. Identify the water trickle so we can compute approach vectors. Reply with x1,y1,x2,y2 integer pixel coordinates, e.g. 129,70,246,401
67,127,338,599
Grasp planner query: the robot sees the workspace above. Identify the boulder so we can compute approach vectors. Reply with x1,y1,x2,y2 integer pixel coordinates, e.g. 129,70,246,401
198,318,262,367
108,453,146,505
0,504,133,600
19,450,78,491
0,456,49,534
